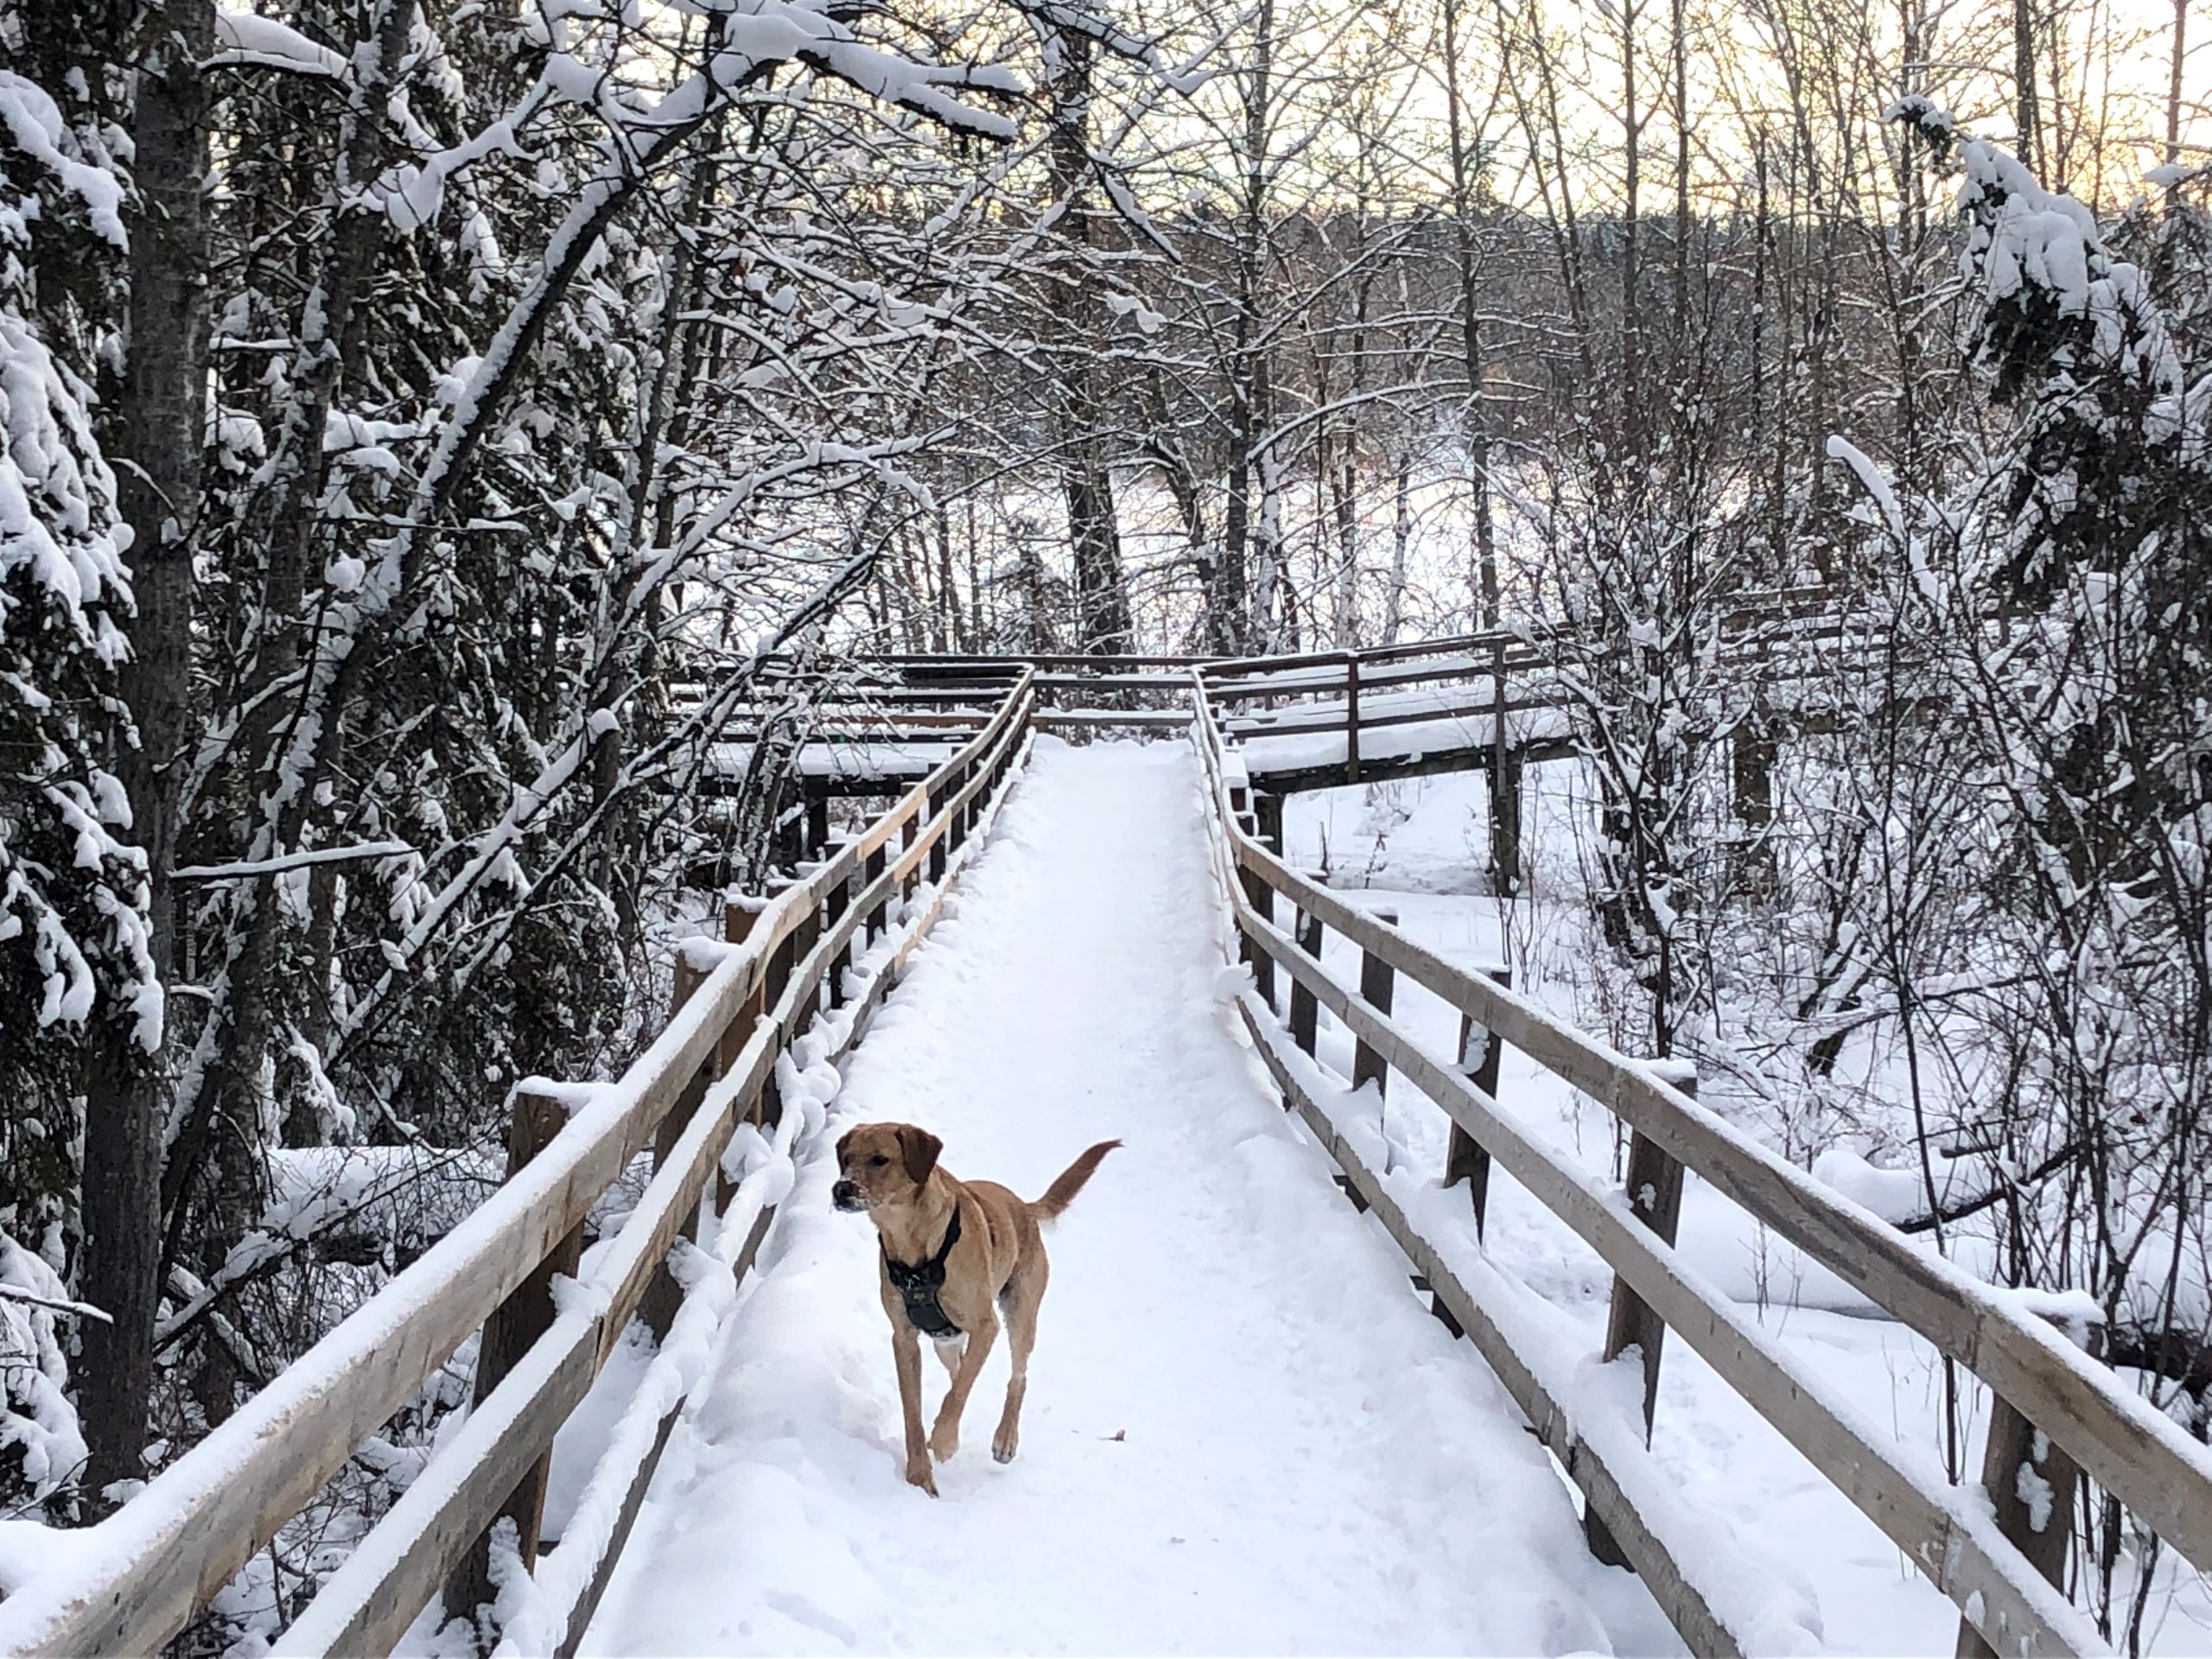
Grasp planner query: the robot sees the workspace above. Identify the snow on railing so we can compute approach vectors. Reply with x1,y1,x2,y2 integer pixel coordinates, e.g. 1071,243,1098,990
0,675,1038,1659
1188,676,2212,1659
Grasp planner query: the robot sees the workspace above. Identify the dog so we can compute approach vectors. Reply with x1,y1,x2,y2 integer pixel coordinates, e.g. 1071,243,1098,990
831,1122,1119,1495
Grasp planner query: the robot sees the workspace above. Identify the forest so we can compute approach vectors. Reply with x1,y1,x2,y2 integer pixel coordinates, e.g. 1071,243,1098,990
0,0,2207,1648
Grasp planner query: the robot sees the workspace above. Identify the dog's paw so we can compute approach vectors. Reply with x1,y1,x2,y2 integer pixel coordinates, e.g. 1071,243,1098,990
928,1421,960,1462
991,1425,1018,1464
904,1456,938,1497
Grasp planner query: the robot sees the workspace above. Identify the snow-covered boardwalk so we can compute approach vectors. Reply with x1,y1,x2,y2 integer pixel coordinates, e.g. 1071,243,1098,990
581,741,1673,1656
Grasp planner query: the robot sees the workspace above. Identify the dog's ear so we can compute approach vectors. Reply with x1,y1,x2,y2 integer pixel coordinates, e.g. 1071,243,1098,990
899,1125,943,1186
835,1127,855,1165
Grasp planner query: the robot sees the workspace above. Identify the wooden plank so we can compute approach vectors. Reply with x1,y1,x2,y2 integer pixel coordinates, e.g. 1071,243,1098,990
1229,901,2100,1658
1030,671,1192,691
1220,829,2212,1574
824,865,855,1012
1604,1071,1694,1430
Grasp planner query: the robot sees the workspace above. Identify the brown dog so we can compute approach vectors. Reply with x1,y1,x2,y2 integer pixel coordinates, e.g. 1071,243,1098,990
831,1122,1119,1495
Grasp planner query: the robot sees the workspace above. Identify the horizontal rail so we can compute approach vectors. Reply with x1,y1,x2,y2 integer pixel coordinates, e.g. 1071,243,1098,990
280,704,1039,1656
1225,819,2212,1576
1033,707,1190,731
1224,687,1564,742
1188,677,2212,1657
0,677,1037,1659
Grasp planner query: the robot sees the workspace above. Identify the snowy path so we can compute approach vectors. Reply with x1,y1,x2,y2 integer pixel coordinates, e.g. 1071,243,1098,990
582,740,1673,1656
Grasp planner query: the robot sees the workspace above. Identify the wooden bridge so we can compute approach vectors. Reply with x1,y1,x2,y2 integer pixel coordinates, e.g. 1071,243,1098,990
3,645,2208,1658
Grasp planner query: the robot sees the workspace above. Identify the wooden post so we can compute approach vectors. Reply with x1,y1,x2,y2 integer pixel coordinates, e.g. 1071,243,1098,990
926,781,949,883
756,921,797,1132
1586,1064,1694,1567
772,792,803,871
640,956,712,1338
1732,718,1779,898
1253,791,1285,855
1344,655,1362,785
944,765,969,855
719,900,762,1210
1239,866,1276,1007
444,1085,583,1630
825,859,855,1011
1445,966,1512,1241
1351,907,1397,1094
1732,720,1777,827
1489,749,1523,897
734,895,775,1118
789,893,822,1020
804,783,830,861
1289,909,1323,1054
863,844,887,942
1955,1332,2088,1659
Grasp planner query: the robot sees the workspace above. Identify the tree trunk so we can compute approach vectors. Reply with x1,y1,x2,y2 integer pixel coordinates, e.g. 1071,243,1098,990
79,0,216,1501
1440,0,1499,628
2167,0,2190,167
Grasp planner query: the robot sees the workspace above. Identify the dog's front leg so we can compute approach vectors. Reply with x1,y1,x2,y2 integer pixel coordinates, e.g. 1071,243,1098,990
892,1325,937,1496
928,1312,998,1464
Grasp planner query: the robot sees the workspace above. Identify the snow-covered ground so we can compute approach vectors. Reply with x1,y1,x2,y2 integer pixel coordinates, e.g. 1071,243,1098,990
578,739,1678,1656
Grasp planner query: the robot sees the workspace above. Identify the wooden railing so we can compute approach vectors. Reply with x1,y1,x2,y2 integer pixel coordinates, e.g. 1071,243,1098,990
1190,677,2212,1659
0,676,1038,1659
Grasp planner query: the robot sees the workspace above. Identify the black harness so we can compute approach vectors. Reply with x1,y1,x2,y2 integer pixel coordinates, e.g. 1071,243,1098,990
883,1206,963,1339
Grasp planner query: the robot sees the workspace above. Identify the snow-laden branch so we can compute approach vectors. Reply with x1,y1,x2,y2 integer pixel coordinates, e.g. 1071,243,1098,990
0,73,126,248
1824,435,1906,547
333,711,614,1030
0,1283,111,1324
170,841,417,883
208,12,351,79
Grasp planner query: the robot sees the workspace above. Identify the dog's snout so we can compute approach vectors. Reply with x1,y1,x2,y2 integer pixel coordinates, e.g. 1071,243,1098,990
831,1178,861,1210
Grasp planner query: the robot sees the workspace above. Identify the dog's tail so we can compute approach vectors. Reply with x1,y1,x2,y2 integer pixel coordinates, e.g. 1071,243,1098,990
1031,1140,1121,1221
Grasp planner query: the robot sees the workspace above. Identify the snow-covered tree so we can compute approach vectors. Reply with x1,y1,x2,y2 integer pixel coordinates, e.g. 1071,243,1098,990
0,39,158,1510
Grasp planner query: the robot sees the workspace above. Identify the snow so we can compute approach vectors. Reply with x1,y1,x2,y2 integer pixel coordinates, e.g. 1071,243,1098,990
706,738,957,781
1825,435,1906,545
0,1236,89,1503
211,11,350,79
0,73,125,248
580,740,1676,1656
